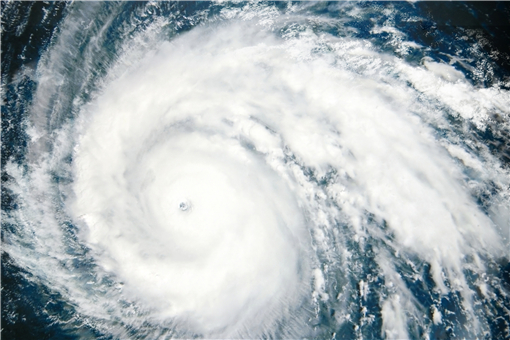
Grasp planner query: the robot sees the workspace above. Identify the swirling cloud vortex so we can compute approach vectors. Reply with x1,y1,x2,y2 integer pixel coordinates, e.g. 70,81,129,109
73,23,313,338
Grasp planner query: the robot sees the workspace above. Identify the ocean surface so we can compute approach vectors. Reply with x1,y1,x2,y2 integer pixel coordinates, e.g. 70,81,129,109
2,1,510,339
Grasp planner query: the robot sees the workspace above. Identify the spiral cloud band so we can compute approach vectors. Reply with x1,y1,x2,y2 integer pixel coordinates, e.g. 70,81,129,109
3,2,510,339
74,71,310,336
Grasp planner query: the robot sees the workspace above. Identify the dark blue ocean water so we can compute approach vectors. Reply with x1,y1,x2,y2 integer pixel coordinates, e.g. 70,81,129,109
2,2,510,339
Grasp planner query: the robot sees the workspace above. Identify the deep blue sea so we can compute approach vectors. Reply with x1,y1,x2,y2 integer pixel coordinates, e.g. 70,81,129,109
2,2,510,339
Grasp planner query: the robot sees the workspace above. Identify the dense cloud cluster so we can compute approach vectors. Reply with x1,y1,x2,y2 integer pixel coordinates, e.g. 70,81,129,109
2,2,509,339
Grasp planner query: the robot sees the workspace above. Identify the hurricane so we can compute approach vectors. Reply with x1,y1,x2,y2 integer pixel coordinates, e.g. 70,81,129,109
2,2,510,339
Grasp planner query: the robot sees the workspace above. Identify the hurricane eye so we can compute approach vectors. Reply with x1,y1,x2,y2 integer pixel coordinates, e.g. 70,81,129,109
179,201,190,211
